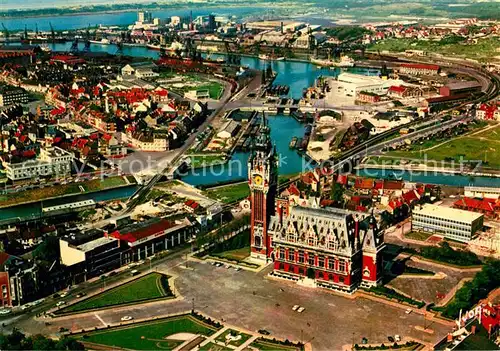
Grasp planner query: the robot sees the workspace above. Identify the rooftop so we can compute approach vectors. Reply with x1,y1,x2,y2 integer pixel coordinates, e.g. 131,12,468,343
77,236,118,253
413,203,483,223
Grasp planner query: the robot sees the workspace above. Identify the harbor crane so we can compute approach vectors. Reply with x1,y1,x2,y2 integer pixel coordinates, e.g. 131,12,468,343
70,38,79,53
82,25,91,52
224,40,241,65
49,22,56,43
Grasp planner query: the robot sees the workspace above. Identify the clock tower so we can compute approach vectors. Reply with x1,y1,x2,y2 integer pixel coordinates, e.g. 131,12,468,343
248,113,278,261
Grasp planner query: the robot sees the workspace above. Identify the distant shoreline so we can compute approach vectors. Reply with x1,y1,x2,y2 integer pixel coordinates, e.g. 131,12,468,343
0,2,283,21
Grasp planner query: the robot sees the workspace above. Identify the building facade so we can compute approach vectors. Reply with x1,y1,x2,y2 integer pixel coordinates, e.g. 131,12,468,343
2,146,72,181
248,114,385,293
0,86,29,106
269,206,385,293
412,204,484,243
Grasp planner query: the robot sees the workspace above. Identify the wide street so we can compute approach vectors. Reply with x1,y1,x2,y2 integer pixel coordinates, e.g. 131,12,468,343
21,256,454,351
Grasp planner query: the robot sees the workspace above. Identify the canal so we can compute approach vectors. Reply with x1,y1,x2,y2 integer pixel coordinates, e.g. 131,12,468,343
0,186,137,222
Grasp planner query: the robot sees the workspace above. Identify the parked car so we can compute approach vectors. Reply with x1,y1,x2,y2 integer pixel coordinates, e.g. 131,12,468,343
121,316,133,321
405,308,412,314
0,308,11,315
297,307,305,313
258,329,271,336
388,336,395,342
292,305,300,311
395,335,401,342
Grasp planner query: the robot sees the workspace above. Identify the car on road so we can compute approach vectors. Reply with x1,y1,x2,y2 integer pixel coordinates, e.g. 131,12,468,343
131,269,139,276
0,308,12,315
60,292,68,298
405,308,412,314
121,316,133,321
297,307,305,313
292,305,300,311
395,335,401,342
388,336,395,342
258,329,271,335
76,293,87,298
56,301,66,307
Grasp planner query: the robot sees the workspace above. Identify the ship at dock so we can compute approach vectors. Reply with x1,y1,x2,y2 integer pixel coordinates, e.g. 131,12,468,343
258,54,285,61
310,55,355,68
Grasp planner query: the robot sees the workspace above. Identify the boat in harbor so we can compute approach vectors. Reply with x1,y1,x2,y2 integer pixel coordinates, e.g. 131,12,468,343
89,38,111,45
147,41,185,53
311,55,355,68
289,137,298,149
259,54,285,61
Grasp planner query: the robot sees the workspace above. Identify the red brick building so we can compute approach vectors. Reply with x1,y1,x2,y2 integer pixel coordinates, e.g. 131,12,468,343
356,91,381,104
248,114,385,293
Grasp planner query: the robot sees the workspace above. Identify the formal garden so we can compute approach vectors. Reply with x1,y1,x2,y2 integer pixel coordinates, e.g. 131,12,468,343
56,272,173,314
76,314,220,350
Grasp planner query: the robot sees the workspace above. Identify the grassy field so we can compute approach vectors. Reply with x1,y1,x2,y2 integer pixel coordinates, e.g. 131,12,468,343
61,273,172,313
369,37,500,62
80,315,218,350
405,231,433,242
215,329,252,347
250,340,302,351
199,342,233,351
385,124,500,169
0,176,128,208
199,82,224,100
213,247,250,261
205,182,250,204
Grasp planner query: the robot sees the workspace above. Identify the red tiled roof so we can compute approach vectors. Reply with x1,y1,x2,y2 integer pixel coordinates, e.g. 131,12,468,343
401,63,440,71
454,197,498,213
354,178,374,189
112,219,177,243
388,85,407,93
384,180,403,190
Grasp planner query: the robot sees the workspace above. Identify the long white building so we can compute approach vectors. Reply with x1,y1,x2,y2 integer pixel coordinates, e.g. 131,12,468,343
412,204,484,243
464,186,500,200
336,73,402,97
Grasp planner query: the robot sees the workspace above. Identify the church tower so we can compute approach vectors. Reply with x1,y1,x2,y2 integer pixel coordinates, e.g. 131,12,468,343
248,113,278,261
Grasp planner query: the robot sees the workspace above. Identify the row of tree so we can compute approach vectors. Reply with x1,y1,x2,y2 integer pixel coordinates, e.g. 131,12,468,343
442,259,500,319
0,329,84,350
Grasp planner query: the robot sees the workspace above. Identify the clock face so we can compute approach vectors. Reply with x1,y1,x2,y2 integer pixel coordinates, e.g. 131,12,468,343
253,174,263,186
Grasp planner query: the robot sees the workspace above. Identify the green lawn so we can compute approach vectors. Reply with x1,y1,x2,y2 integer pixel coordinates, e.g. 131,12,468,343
199,342,233,351
369,37,500,61
61,273,172,313
198,82,224,100
205,182,250,204
213,247,250,261
405,231,433,242
250,340,301,351
79,315,218,350
385,124,500,169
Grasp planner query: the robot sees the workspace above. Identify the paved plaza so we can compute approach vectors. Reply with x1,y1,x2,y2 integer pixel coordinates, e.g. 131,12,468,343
29,255,455,350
